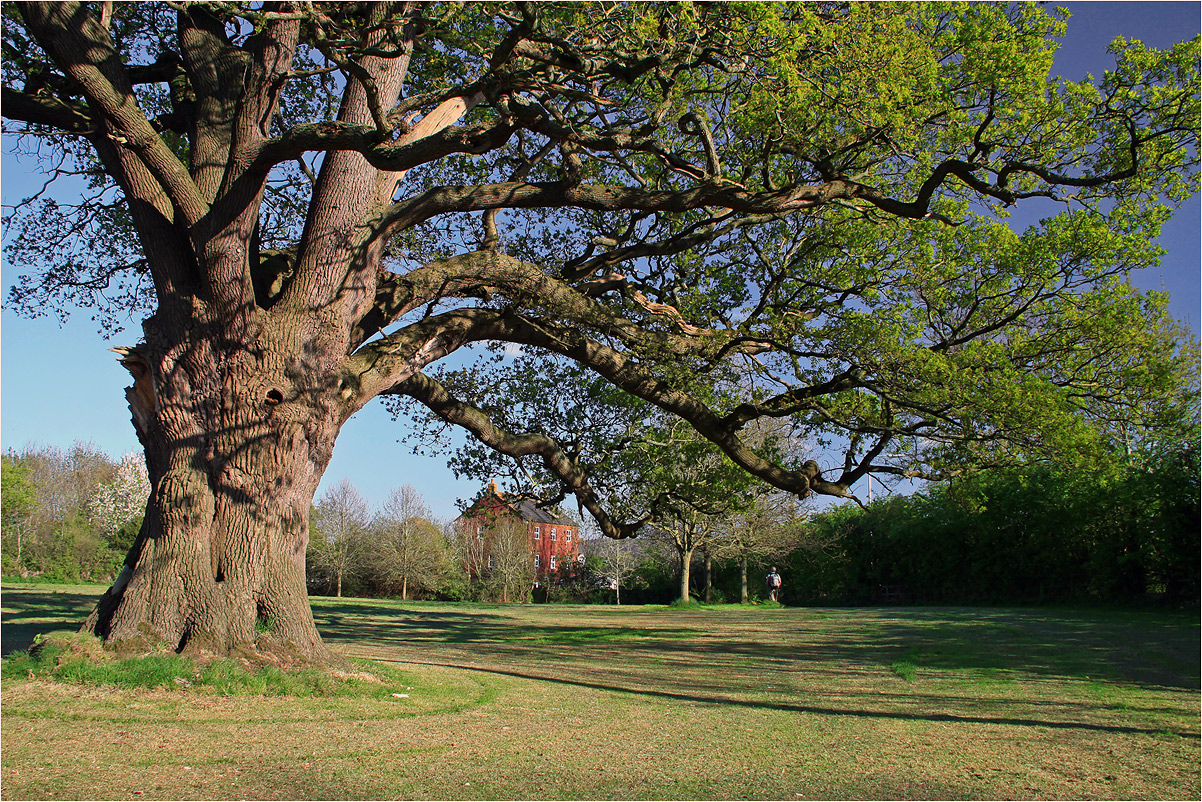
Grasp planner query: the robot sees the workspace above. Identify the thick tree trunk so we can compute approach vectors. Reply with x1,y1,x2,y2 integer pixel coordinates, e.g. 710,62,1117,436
678,546,695,604
703,549,713,604
83,313,350,668
41,1,429,671
740,554,749,604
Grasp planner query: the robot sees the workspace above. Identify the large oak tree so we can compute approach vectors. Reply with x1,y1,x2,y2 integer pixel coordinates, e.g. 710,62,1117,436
3,2,1197,664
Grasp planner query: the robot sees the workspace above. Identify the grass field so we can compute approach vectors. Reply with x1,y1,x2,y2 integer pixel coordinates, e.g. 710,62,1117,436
2,583,1198,800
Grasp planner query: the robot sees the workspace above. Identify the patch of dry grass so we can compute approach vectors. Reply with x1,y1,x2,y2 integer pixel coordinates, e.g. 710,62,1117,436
2,586,1198,800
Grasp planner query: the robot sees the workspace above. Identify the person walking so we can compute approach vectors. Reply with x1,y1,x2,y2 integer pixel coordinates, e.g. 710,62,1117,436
766,567,782,602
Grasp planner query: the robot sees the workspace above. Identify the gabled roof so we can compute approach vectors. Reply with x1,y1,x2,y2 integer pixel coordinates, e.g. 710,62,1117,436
513,498,575,527
462,483,577,527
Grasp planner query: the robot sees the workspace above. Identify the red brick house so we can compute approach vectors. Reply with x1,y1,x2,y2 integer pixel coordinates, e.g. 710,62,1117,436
456,483,582,583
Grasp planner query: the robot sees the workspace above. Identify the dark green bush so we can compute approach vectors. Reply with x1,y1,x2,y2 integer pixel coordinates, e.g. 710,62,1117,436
784,445,1200,607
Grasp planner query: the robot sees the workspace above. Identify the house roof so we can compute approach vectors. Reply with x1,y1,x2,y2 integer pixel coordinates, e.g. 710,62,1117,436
513,498,575,527
462,484,577,527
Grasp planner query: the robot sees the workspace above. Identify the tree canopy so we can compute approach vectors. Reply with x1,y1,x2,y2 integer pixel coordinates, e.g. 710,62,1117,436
2,1,1197,660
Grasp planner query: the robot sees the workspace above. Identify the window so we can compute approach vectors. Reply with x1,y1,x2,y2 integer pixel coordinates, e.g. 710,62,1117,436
577,553,586,564
550,527,557,541
565,529,572,542
487,554,495,569
550,555,557,570
534,526,541,540
476,524,482,536
534,555,540,569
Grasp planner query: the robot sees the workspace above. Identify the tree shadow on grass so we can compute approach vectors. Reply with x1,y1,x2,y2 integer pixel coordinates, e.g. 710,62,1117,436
854,608,1202,691
372,656,1202,740
6,586,1197,721
1,587,100,655
322,602,1199,744
315,602,1200,693
313,602,545,645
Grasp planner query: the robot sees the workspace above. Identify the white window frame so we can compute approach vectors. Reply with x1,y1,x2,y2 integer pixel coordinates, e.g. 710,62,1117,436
550,527,557,541
534,554,540,569
550,555,557,570
534,525,541,540
565,529,572,542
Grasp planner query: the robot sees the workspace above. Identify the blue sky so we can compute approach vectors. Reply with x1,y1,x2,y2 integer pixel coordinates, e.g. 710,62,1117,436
2,2,1199,522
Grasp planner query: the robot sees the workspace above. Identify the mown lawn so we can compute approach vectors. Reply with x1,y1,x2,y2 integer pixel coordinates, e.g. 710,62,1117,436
2,583,1198,800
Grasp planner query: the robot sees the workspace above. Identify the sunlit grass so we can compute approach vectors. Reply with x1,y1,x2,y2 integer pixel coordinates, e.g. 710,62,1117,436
2,585,1198,800
2,631,417,699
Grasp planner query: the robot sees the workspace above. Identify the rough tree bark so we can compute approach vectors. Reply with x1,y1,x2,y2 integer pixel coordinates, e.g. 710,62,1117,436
4,3,1194,664
49,1,423,664
84,302,355,663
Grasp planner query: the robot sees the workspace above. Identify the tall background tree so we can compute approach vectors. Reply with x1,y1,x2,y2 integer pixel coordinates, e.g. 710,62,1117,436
586,531,637,605
635,418,757,604
1,455,37,576
372,484,451,600
720,491,805,604
308,479,370,599
2,3,1196,662
482,517,535,603
87,452,152,551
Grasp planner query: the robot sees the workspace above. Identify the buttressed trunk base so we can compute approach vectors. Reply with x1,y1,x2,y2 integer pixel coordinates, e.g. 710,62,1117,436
83,334,347,669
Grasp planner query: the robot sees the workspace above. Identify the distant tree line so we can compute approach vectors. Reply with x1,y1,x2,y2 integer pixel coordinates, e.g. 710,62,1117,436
571,424,1194,609
780,443,1200,608
305,479,581,602
5,440,1196,608
2,443,149,583
305,479,458,600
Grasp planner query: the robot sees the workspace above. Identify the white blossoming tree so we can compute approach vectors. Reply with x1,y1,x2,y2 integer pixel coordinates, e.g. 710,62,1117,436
87,453,151,544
